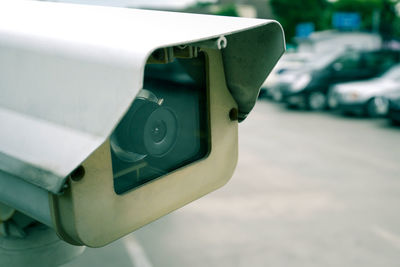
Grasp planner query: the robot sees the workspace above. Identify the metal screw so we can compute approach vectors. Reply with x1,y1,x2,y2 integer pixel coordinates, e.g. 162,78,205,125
229,108,238,121
70,165,85,182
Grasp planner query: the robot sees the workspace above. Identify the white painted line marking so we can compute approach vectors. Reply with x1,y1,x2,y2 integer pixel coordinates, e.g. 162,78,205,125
372,225,400,250
123,235,153,267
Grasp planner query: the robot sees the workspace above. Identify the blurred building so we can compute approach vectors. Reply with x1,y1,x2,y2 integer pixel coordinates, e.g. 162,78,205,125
295,30,382,54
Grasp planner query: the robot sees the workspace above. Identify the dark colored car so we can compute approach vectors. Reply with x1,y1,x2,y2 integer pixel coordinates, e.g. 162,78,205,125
388,95,400,125
276,49,400,110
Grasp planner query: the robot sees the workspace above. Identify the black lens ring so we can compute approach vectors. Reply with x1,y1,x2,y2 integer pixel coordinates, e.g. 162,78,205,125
143,107,178,157
111,99,158,161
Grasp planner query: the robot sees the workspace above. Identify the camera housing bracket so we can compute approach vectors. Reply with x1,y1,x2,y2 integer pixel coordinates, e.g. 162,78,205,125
50,48,238,247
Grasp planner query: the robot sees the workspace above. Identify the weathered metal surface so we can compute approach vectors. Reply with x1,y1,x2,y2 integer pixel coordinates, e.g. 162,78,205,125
0,0,284,193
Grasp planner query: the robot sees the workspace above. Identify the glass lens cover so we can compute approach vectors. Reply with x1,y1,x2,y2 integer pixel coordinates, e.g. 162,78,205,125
111,54,209,194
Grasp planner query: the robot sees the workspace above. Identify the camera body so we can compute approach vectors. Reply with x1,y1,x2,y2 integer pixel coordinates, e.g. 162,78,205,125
0,0,284,247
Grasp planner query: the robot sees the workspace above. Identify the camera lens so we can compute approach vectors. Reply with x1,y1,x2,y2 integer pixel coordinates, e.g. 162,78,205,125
111,53,209,194
143,107,178,157
110,98,178,161
150,121,167,143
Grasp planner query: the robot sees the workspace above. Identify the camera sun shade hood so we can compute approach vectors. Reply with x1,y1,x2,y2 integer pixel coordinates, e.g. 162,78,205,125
0,0,285,193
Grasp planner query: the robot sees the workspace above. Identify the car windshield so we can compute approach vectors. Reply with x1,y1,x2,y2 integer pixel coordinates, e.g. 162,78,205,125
283,53,311,63
305,49,346,69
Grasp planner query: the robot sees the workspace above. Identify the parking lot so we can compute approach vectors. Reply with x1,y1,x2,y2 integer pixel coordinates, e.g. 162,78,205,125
65,99,400,267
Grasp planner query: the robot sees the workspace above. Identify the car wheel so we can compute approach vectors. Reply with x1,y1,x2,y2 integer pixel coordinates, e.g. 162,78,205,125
271,88,283,102
366,97,389,117
307,92,326,110
328,95,337,109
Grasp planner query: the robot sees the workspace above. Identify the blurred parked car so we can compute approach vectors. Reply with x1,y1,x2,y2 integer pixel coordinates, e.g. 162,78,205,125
260,52,312,98
328,64,400,117
388,91,400,124
274,49,400,110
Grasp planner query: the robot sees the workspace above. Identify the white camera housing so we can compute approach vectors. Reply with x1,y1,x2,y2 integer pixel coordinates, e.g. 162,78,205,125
0,0,284,247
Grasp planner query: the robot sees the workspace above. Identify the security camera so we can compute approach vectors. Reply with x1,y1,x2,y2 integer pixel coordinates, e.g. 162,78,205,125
0,0,285,248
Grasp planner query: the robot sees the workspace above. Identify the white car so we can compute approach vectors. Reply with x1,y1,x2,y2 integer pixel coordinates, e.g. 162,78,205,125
260,52,312,99
329,64,400,117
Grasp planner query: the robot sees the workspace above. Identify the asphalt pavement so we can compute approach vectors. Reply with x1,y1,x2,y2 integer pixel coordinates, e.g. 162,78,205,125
64,99,400,267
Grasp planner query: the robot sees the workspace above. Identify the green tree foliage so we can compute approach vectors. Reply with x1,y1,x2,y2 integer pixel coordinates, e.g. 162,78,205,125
270,0,330,41
377,0,399,40
332,0,380,30
183,2,238,17
213,4,239,17
271,0,400,42
333,0,399,40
